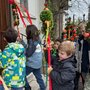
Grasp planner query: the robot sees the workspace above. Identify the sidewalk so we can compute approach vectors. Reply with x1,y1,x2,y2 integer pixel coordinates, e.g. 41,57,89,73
24,73,83,90
23,73,49,90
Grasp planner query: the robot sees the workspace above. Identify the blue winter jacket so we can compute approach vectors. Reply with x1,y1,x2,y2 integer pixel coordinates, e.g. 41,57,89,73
21,39,42,69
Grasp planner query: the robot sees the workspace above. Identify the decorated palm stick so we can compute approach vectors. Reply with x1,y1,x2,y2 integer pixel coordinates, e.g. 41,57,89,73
45,21,52,90
17,25,20,37
45,21,49,87
68,27,71,40
46,63,48,87
0,76,9,90
14,6,20,37
40,3,53,89
9,0,33,37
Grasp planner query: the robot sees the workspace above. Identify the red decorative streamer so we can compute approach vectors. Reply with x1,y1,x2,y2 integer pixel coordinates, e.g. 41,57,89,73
18,3,33,25
9,0,33,27
47,35,52,90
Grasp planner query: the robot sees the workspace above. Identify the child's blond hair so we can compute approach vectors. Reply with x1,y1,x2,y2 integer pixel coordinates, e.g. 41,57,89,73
58,41,75,56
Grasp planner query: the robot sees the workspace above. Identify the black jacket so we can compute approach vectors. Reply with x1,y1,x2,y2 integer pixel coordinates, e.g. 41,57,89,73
45,50,59,64
50,55,76,90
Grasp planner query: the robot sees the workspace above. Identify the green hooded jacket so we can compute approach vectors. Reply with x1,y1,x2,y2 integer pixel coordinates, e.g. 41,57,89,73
0,43,26,88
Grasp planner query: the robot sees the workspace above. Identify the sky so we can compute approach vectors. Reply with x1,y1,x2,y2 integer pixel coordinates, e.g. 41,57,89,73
65,0,90,22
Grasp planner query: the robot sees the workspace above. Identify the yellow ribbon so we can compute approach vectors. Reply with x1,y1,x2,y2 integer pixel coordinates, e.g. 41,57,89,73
46,21,49,43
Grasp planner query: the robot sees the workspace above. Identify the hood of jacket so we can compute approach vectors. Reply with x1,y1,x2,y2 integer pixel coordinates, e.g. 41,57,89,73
6,43,24,57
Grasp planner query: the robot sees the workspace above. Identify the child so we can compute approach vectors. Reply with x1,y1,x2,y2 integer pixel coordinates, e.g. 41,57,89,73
17,25,46,90
45,38,63,64
52,38,63,56
0,28,26,90
48,41,76,90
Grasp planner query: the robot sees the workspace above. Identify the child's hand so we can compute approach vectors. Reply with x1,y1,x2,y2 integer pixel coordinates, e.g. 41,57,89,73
0,49,1,51
17,37,22,43
48,66,53,75
46,44,52,50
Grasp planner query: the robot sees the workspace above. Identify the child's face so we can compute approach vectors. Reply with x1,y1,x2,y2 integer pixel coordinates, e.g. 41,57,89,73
54,41,60,50
58,50,72,60
79,27,85,35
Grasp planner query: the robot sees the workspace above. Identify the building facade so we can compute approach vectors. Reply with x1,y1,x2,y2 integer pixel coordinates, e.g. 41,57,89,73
0,0,45,50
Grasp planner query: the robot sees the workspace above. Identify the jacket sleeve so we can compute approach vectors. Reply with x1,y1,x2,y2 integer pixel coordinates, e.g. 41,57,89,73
25,39,36,57
21,40,27,55
75,41,79,71
21,40,27,49
0,50,9,68
49,63,76,85
45,50,55,64
88,43,90,64
75,40,83,72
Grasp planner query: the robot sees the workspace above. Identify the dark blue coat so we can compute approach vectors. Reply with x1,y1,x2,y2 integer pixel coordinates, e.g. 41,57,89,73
49,55,76,90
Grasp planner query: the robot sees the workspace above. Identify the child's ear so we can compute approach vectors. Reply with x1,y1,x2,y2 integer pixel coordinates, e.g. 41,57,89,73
68,53,72,57
3,38,6,41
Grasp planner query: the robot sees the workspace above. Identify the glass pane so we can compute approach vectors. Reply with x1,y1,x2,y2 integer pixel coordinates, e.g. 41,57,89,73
20,0,28,11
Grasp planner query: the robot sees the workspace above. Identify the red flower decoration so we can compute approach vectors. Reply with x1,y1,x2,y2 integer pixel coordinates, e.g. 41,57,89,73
13,23,16,26
71,37,74,41
9,0,14,4
69,25,75,28
45,3,48,7
64,35,67,38
73,33,77,36
44,21,47,25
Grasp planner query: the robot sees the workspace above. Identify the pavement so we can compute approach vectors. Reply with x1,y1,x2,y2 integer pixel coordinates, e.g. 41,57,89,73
23,73,83,90
23,66,83,90
23,73,49,90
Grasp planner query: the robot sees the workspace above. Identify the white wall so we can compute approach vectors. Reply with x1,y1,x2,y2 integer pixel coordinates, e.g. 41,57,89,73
11,0,45,43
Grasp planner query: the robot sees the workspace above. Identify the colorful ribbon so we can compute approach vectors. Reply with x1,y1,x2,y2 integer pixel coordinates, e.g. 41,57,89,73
9,0,32,28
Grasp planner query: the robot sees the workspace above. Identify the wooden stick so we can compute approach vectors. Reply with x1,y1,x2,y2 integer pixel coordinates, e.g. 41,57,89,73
0,76,9,90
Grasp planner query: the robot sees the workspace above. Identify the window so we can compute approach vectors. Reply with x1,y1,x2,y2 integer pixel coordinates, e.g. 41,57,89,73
20,0,28,11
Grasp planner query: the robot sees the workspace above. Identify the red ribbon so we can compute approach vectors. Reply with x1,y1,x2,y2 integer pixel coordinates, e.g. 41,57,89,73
9,0,14,4
18,3,33,25
47,35,52,90
9,0,33,28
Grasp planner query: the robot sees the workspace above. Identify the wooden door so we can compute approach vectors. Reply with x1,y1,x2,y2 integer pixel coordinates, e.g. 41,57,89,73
0,0,10,50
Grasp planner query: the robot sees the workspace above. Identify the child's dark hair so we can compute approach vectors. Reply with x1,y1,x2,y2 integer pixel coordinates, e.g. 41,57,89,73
55,38,63,43
26,25,39,41
4,28,18,43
